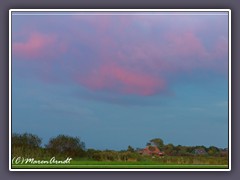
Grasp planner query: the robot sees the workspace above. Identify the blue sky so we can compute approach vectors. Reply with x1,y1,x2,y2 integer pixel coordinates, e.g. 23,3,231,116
12,11,229,150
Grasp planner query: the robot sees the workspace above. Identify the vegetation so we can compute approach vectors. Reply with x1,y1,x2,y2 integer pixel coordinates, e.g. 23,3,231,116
149,138,164,151
45,134,85,158
12,159,228,169
12,133,45,158
11,133,228,168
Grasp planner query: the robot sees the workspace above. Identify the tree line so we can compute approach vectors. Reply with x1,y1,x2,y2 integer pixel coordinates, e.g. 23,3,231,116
12,133,85,159
145,138,228,157
12,133,228,162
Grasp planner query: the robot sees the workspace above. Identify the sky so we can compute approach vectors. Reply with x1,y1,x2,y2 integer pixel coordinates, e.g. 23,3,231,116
11,11,229,150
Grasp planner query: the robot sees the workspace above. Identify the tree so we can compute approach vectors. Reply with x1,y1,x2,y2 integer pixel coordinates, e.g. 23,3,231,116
12,133,42,157
46,134,85,157
12,133,42,149
207,146,220,156
149,138,164,150
127,145,135,152
146,142,151,146
163,143,175,156
177,145,188,156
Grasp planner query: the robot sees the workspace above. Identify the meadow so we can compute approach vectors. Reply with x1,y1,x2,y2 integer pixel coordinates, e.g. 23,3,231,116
12,158,228,169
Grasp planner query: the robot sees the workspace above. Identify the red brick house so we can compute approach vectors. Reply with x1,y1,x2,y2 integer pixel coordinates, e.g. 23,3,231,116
139,146,164,156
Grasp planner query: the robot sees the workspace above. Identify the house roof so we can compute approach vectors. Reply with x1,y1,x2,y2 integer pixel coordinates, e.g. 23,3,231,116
141,146,163,155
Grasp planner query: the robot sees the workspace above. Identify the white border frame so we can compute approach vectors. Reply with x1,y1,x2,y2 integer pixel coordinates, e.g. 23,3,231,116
9,9,231,172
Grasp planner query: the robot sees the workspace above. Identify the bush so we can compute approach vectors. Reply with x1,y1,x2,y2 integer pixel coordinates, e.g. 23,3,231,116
45,134,85,158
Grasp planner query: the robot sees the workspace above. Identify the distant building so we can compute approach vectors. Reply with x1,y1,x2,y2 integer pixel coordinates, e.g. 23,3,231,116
193,148,207,155
139,146,164,156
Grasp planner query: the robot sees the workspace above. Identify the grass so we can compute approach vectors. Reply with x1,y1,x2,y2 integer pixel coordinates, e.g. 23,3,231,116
12,160,229,169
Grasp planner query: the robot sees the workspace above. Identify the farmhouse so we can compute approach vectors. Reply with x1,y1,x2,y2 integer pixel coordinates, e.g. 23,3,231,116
193,148,207,155
139,146,164,156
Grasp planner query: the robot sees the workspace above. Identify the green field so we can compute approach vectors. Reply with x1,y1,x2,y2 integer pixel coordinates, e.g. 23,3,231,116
12,160,228,169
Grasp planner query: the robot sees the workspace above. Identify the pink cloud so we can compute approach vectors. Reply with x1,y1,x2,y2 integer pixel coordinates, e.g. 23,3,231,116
12,15,227,97
71,16,225,75
76,63,165,96
164,31,208,58
13,32,67,60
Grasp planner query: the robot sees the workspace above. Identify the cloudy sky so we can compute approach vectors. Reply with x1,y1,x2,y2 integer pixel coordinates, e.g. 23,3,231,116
11,11,229,150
